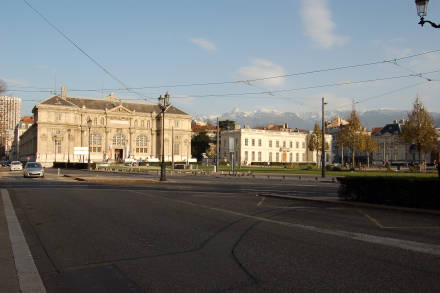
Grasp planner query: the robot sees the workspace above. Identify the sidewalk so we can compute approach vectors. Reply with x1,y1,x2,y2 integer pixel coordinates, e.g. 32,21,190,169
0,192,20,293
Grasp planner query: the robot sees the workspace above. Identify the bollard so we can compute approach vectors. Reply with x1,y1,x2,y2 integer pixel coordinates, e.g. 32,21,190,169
299,176,301,180
57,168,61,176
267,175,270,179
283,175,285,180
315,176,318,181
252,174,255,178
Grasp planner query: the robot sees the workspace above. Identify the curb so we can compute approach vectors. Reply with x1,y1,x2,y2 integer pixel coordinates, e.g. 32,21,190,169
73,177,158,183
263,194,440,216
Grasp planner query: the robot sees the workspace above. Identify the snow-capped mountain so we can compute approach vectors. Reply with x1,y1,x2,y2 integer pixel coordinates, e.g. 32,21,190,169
194,108,440,130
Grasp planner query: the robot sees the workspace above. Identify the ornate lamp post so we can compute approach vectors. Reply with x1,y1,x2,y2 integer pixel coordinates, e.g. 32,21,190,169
158,93,170,181
87,118,92,170
67,129,71,164
415,0,440,28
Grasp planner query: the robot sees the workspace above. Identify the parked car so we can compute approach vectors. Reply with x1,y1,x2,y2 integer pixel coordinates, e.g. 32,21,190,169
23,162,44,178
2,160,10,167
10,161,23,171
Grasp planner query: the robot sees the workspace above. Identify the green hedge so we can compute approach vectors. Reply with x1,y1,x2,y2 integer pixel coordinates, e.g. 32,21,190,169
52,162,94,169
337,177,440,209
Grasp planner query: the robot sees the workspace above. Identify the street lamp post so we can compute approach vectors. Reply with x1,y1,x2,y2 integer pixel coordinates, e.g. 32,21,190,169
158,93,170,181
415,0,440,28
67,129,71,164
87,119,92,171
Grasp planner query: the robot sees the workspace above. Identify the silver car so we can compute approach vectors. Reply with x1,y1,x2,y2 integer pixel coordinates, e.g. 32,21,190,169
23,162,45,178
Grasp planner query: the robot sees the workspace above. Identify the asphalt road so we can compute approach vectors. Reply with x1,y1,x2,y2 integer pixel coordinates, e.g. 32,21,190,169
1,168,440,292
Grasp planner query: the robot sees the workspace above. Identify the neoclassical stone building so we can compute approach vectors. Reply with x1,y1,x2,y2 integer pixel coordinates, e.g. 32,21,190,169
19,87,192,166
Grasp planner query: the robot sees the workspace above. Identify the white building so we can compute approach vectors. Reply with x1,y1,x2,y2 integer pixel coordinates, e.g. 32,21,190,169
0,96,21,158
219,124,332,165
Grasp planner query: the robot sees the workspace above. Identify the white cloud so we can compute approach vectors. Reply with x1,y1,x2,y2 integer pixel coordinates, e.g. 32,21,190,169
300,0,348,49
189,38,217,52
236,58,286,87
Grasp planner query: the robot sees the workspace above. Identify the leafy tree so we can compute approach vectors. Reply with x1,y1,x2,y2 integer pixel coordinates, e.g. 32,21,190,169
360,134,378,167
402,98,438,168
219,120,235,131
338,110,365,167
308,122,329,166
191,131,210,161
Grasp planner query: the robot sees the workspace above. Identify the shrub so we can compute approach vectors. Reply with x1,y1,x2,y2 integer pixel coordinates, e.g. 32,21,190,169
337,177,440,209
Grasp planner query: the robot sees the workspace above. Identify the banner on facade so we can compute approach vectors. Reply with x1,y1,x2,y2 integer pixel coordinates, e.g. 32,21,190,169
73,147,88,155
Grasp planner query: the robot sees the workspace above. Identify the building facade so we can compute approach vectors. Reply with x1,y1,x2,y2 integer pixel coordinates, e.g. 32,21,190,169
19,88,192,166
0,96,22,159
371,120,434,164
9,116,34,160
219,124,332,165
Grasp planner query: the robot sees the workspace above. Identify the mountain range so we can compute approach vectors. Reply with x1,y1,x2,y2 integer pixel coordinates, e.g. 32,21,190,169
195,108,440,130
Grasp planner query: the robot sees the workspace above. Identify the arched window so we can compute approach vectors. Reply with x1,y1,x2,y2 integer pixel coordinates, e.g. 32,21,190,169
134,120,138,127
91,133,102,152
141,120,145,128
100,117,105,125
136,135,148,153
93,117,98,125
146,121,150,128
112,133,126,146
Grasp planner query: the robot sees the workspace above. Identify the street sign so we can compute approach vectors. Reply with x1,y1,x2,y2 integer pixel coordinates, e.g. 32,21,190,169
73,147,88,155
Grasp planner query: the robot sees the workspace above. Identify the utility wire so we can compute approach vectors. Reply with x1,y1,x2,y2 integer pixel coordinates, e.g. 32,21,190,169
23,0,148,101
10,48,440,93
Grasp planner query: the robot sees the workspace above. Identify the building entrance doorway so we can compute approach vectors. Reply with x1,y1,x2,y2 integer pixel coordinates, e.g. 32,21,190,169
115,149,124,162
282,152,287,162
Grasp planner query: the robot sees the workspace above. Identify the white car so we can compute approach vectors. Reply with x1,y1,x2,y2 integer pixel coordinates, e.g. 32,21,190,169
10,161,23,171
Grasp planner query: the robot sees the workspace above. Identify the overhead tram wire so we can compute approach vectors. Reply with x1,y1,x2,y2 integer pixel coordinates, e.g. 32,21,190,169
22,0,148,101
326,81,429,112
10,48,440,94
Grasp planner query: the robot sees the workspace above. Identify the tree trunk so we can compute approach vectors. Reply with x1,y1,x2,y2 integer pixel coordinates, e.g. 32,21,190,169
367,153,370,168
352,148,355,168
418,143,421,171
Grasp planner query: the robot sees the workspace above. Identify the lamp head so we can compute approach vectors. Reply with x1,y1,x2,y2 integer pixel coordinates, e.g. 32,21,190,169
415,0,429,17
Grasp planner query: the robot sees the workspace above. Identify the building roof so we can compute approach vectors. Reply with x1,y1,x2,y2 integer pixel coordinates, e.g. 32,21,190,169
21,116,34,123
374,122,403,136
191,123,217,132
371,127,382,135
39,94,189,115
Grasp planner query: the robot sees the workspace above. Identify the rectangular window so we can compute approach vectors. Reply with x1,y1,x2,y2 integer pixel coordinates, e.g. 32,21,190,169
283,141,286,147
289,153,293,162
269,152,272,161
251,139,255,146
258,152,262,161
55,113,61,121
302,142,305,148
245,139,248,146
244,151,248,161
258,139,262,147
269,140,272,147
173,144,180,155
290,141,293,148
276,141,279,148
251,151,255,161
296,153,299,162
54,140,61,153
276,152,279,162
296,142,299,148
302,153,305,161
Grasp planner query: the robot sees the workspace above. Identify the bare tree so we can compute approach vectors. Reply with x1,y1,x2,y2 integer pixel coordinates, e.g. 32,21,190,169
0,79,6,95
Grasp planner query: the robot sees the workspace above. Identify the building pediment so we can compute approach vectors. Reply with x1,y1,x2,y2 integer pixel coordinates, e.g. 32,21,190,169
108,105,132,114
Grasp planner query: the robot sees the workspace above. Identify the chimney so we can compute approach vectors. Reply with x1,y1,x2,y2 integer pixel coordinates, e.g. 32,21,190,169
61,86,66,98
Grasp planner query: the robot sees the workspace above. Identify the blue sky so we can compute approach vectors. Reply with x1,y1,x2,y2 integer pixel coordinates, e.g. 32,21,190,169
2,0,440,117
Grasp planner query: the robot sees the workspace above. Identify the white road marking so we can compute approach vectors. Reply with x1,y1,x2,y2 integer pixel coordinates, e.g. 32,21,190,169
129,190,440,257
257,196,266,207
1,189,47,293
